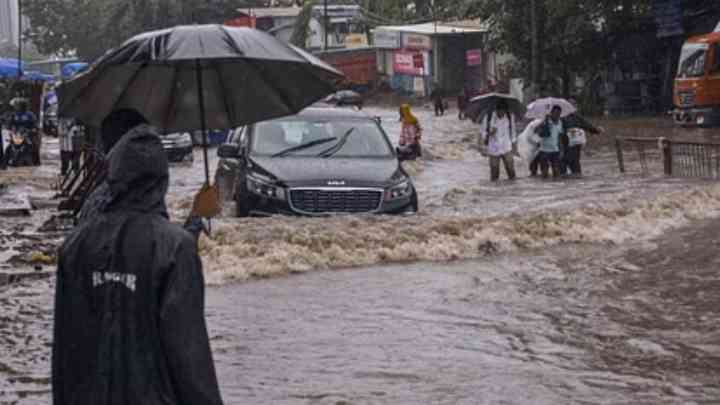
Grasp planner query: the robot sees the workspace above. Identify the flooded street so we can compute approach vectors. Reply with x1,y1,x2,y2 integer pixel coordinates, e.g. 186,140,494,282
2,106,720,403
4,219,720,404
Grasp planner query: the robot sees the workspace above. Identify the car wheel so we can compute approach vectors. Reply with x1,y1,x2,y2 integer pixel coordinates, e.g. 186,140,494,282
235,194,252,217
409,189,419,213
234,176,252,217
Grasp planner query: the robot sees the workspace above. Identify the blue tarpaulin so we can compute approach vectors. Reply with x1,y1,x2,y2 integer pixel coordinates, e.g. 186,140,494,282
22,70,55,82
61,62,89,80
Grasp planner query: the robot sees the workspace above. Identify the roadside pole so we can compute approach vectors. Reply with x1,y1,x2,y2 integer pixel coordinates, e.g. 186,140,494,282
324,0,328,51
530,0,537,101
17,0,22,79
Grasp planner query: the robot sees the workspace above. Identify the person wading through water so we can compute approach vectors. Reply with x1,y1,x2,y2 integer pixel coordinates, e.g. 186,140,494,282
533,105,564,179
482,101,517,181
398,104,422,160
53,109,223,404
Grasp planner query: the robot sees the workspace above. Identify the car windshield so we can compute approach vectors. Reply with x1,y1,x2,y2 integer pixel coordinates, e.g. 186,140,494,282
677,43,708,78
251,118,393,158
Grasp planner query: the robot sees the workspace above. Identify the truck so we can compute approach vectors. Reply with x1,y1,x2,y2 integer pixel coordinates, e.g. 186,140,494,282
673,27,720,127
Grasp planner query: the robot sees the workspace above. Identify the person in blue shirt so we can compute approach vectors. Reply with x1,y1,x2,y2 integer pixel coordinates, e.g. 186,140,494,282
533,105,564,179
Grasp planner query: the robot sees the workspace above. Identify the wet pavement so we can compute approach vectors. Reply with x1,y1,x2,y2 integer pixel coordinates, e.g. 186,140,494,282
2,107,720,403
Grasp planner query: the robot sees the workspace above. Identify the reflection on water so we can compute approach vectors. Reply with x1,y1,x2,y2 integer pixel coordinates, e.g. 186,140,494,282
4,219,720,404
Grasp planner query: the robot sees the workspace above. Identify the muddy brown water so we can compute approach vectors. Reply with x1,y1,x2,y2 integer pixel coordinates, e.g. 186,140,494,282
3,112,720,403
3,218,720,404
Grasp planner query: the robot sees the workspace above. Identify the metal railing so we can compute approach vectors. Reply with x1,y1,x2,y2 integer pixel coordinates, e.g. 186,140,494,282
615,136,720,179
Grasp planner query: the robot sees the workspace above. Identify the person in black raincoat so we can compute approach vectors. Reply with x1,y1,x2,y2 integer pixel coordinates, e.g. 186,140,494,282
52,123,224,404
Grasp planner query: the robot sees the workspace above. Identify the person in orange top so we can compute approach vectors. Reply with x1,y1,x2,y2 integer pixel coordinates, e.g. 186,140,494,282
398,104,422,160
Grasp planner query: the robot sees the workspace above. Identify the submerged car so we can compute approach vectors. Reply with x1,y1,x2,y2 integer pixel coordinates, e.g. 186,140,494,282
216,107,418,217
160,132,194,162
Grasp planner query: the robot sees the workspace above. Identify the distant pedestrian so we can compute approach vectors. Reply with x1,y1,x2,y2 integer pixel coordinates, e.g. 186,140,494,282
457,88,469,120
560,98,602,176
431,87,445,116
482,101,517,181
398,104,422,160
10,100,39,165
533,105,564,178
53,120,224,405
59,119,82,176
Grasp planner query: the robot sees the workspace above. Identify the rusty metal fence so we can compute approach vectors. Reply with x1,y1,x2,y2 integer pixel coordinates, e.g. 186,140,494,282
615,136,720,179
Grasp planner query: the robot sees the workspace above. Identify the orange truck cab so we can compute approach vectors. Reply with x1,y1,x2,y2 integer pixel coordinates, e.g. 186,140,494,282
673,31,720,127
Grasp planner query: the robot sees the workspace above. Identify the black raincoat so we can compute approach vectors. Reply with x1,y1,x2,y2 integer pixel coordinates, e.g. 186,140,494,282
52,125,223,405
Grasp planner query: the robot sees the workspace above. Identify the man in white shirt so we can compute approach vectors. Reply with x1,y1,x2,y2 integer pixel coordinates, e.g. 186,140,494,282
482,101,517,181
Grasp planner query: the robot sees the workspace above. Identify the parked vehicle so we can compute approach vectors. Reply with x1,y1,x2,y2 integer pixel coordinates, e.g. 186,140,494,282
216,107,418,217
324,90,364,109
1,128,34,167
673,29,720,127
160,132,194,163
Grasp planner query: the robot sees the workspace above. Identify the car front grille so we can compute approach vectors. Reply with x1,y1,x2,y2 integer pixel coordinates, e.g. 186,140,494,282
289,188,383,214
678,91,696,107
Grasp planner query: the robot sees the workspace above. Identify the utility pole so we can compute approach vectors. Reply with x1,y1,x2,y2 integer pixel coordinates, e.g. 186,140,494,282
530,0,538,101
432,0,437,33
17,0,22,79
324,0,328,51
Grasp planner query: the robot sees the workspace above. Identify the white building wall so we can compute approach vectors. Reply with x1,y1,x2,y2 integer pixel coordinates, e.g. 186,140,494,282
0,0,19,47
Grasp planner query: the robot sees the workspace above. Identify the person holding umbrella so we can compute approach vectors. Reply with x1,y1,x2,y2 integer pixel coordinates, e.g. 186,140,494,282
527,97,602,177
561,98,603,176
533,105,564,179
53,117,225,405
481,100,517,181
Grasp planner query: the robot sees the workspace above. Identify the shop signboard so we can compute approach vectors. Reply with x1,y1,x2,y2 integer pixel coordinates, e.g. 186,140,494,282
402,33,432,50
393,51,428,75
373,30,402,49
466,49,482,66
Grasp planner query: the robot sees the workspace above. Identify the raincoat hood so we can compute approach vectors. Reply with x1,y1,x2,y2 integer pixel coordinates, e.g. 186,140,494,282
104,124,169,216
400,104,418,126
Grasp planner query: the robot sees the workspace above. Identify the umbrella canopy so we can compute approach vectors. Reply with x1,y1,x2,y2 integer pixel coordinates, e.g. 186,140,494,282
22,70,55,82
61,62,89,80
0,64,20,78
526,97,577,119
57,24,344,134
465,93,526,122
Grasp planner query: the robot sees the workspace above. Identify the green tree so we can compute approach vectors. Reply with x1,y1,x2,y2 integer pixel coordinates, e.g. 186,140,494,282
469,0,653,98
24,0,244,61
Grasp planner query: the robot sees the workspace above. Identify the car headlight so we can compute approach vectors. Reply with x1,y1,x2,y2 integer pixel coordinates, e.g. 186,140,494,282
247,174,286,201
385,180,413,201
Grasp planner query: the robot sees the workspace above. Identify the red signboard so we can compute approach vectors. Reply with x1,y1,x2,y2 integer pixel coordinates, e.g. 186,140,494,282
466,49,482,66
394,51,425,75
224,16,256,28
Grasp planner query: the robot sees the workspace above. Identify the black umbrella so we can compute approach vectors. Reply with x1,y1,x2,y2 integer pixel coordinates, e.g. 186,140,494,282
58,24,344,184
465,93,526,123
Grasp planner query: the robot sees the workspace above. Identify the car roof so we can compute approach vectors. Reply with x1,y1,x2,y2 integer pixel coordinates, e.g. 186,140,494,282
268,106,372,122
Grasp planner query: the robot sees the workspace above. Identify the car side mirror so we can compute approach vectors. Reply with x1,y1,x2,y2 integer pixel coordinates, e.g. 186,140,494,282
217,143,240,158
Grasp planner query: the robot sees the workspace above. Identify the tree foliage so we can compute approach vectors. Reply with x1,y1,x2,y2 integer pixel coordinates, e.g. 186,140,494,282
467,0,654,97
24,0,245,61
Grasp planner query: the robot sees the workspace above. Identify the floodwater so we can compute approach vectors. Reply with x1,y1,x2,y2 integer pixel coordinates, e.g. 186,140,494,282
2,106,720,403
4,219,720,404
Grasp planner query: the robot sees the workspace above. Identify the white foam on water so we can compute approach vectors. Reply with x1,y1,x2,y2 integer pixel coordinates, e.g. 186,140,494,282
198,184,720,285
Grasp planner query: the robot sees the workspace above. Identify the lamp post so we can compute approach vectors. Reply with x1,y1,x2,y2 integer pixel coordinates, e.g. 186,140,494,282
530,0,537,100
324,0,328,51
17,0,22,79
